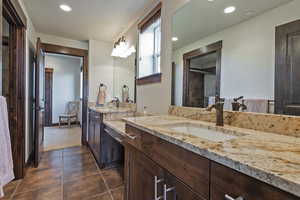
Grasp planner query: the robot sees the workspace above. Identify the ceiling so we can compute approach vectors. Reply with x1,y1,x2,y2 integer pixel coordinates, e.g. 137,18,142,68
172,0,292,50
24,0,155,42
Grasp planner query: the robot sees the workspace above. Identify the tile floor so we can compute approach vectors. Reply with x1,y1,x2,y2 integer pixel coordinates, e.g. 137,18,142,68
1,146,124,200
44,127,82,151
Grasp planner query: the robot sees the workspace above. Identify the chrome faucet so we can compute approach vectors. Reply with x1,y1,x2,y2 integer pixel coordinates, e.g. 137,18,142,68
111,97,120,108
207,96,225,126
232,96,247,111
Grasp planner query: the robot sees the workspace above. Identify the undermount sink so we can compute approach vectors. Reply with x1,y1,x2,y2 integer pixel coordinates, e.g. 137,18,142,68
160,122,238,142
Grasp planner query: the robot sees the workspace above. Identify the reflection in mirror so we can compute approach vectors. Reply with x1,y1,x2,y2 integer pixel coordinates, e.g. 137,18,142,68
113,54,136,102
172,0,300,115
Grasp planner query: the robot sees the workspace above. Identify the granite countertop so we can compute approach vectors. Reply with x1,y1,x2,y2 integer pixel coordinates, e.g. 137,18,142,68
123,115,300,197
89,106,134,114
104,120,126,136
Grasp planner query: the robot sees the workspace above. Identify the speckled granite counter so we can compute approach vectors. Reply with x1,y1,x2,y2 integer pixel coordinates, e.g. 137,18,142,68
123,115,300,197
89,106,134,114
104,120,126,136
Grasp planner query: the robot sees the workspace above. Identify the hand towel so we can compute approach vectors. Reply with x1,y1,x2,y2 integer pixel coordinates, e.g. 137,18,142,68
0,96,14,197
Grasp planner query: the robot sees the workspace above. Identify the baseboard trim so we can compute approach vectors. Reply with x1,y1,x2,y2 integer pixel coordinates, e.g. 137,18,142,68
45,121,81,127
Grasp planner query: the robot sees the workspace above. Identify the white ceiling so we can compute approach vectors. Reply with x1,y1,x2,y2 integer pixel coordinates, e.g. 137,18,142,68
24,0,155,42
173,0,293,50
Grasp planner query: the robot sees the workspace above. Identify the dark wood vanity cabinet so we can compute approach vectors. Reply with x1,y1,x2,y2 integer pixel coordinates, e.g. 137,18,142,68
88,109,124,169
125,145,203,200
210,162,299,200
124,124,299,200
88,110,102,165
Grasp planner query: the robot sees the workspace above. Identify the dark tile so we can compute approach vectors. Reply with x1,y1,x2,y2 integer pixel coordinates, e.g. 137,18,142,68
16,168,62,194
87,192,112,200
0,180,21,200
101,168,124,190
63,151,94,168
111,187,124,200
63,174,108,200
63,162,99,183
42,149,63,160
63,146,89,156
12,185,62,200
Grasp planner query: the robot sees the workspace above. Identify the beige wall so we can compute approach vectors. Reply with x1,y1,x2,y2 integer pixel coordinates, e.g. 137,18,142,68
37,33,88,50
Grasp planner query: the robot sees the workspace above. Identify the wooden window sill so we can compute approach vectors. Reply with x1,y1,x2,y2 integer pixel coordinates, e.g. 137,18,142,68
136,73,162,85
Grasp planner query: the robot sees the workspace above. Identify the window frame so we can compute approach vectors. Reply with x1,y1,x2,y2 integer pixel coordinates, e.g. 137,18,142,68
137,2,162,85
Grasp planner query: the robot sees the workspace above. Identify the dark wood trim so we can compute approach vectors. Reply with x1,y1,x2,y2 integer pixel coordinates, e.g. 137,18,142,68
138,2,162,32
3,0,27,27
3,35,9,46
45,68,53,127
275,19,300,115
41,43,88,57
50,121,81,127
136,73,162,85
41,43,89,146
171,62,176,105
182,41,222,106
2,0,27,179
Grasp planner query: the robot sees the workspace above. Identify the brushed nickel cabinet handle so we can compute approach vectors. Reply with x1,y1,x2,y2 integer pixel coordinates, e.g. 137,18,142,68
225,194,244,200
155,176,164,200
127,134,137,140
163,184,175,200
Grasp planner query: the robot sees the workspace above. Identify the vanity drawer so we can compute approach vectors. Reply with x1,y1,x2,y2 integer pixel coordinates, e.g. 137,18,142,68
125,124,210,200
210,162,299,200
124,124,143,151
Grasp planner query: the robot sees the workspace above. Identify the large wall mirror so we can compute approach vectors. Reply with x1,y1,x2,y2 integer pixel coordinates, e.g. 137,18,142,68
172,0,300,115
113,53,136,103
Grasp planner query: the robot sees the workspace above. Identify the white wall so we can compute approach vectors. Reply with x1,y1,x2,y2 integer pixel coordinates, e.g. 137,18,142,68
45,54,82,123
37,33,88,50
115,0,189,114
19,0,38,163
88,40,114,102
173,0,300,106
113,55,136,101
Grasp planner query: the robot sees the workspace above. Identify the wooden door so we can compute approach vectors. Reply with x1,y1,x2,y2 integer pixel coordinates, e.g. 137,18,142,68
164,172,205,200
188,71,205,107
126,146,164,200
34,38,45,167
275,19,300,115
44,68,53,126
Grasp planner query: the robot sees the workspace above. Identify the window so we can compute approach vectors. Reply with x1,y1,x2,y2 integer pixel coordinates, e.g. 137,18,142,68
137,3,162,84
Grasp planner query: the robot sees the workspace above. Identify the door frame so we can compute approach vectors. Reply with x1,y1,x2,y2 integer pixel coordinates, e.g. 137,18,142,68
275,19,300,115
40,43,89,145
44,68,53,126
2,0,27,179
182,41,222,106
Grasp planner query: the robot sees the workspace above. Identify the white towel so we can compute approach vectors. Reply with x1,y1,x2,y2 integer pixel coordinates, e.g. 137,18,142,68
0,96,14,197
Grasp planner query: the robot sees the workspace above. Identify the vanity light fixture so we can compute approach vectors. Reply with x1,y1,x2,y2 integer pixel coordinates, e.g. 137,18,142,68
111,36,136,58
60,4,72,12
172,37,178,42
224,6,236,14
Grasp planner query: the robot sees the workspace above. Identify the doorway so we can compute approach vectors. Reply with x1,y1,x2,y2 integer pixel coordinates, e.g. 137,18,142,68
43,53,83,151
275,19,300,115
33,41,88,166
1,0,27,179
182,41,222,107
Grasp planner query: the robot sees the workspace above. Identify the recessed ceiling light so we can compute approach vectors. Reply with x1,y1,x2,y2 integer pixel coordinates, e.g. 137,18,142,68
60,4,72,12
208,0,214,2
224,6,236,14
172,37,178,42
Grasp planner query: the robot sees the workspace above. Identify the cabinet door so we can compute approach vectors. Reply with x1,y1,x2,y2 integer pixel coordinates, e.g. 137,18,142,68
126,146,164,200
94,116,101,164
164,172,206,200
88,111,95,149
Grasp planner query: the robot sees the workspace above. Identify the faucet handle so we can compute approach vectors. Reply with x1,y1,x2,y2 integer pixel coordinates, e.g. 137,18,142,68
215,95,225,103
233,96,244,102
